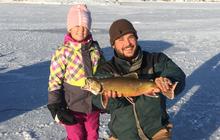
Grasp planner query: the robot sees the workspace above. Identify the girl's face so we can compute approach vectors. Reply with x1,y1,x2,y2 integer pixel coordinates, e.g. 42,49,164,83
70,26,89,41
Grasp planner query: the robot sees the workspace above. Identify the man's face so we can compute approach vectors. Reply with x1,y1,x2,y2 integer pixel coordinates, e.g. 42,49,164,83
70,26,89,41
113,33,137,59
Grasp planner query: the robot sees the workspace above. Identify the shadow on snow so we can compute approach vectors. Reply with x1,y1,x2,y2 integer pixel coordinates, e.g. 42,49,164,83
0,61,50,122
169,53,220,140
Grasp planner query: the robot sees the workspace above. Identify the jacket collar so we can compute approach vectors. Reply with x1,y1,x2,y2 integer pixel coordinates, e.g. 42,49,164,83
64,33,93,51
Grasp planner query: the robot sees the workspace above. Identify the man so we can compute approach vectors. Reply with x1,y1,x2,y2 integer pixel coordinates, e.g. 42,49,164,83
92,19,186,140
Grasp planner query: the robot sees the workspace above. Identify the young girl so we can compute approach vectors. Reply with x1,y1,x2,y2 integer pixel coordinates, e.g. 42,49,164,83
47,4,104,140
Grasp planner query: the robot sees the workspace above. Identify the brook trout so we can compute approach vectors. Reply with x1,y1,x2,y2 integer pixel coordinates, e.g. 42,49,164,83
82,75,177,99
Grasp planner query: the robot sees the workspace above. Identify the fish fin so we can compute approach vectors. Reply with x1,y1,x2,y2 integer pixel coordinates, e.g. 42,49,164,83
101,95,109,109
162,82,178,99
122,72,138,79
111,73,121,77
143,92,159,98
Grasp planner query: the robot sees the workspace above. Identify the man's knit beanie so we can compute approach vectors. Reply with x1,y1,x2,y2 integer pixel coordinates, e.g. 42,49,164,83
67,4,92,32
109,19,138,45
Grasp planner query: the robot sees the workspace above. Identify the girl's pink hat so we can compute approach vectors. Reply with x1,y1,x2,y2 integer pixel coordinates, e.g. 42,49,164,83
67,4,92,32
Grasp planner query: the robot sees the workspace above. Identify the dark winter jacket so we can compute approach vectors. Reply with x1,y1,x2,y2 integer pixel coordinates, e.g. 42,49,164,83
92,47,185,139
48,34,105,113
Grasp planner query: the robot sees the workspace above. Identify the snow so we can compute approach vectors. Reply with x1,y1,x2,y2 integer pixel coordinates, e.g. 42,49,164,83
0,2,220,140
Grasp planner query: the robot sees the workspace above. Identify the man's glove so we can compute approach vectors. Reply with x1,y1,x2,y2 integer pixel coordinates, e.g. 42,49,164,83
47,103,77,125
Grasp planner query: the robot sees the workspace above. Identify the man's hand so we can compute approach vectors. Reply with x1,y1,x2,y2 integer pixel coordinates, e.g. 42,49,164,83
155,77,177,99
155,77,172,93
101,90,122,108
103,90,122,98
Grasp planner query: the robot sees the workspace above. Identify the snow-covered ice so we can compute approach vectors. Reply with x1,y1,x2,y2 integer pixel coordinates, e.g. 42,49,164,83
0,2,220,140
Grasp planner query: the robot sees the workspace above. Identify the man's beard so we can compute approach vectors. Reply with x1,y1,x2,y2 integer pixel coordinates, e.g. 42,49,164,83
115,45,138,62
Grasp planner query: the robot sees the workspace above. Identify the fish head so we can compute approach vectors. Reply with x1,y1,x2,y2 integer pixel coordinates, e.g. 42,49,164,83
82,78,102,95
